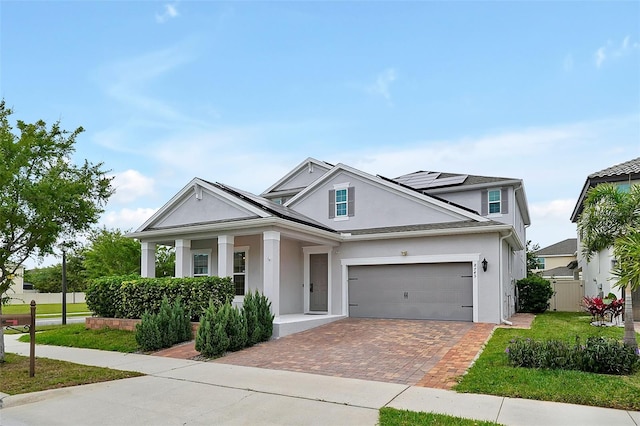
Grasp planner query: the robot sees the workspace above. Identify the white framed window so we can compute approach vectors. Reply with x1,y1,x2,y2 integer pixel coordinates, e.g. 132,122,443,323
488,189,501,214
233,247,249,296
192,249,212,276
329,183,355,220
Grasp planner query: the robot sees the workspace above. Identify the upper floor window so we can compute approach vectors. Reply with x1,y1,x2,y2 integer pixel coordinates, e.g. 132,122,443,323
488,190,501,214
535,258,545,270
329,184,355,220
482,188,508,216
617,183,630,193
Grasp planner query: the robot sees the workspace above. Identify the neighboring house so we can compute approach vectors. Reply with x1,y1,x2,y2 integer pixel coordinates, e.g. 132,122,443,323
570,157,640,319
1,265,25,296
533,238,578,280
130,158,530,337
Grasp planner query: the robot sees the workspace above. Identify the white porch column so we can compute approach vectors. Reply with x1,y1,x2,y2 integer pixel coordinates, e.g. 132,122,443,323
263,231,280,317
217,235,235,277
141,242,156,278
175,239,192,278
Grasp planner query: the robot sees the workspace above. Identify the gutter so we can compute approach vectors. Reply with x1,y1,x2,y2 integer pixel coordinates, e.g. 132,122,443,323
499,230,513,326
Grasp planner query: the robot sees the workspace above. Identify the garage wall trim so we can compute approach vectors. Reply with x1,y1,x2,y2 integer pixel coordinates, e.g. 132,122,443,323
340,254,481,322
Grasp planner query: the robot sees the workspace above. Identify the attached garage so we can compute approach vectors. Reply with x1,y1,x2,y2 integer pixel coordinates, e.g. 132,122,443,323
348,262,473,321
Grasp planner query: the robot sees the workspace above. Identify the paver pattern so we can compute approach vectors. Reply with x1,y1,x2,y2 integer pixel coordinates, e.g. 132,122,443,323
213,318,491,387
154,315,535,390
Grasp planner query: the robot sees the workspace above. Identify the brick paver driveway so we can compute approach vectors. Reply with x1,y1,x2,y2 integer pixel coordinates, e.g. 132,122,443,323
213,318,495,389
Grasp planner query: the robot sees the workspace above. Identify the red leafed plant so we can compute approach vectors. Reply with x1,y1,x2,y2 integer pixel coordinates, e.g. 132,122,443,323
583,295,624,325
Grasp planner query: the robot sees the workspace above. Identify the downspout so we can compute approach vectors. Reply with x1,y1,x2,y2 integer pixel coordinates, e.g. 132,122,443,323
500,231,513,326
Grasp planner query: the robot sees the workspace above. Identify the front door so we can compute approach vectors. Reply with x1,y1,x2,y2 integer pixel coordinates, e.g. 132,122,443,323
309,253,328,312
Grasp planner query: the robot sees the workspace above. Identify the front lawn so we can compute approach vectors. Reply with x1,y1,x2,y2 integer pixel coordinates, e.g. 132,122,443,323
379,408,501,426
17,323,139,353
2,302,90,317
455,312,640,410
0,353,142,395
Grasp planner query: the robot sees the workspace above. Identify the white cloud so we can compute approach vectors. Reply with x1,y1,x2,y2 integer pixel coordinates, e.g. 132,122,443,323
156,3,179,24
594,35,640,68
109,169,155,204
101,207,159,231
366,68,397,101
528,199,578,247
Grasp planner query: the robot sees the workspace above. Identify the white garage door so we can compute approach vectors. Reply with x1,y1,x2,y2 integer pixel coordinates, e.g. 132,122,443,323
348,262,473,321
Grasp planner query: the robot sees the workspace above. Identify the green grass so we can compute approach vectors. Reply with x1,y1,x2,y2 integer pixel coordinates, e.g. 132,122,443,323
2,302,90,317
455,312,640,410
379,408,501,426
17,323,139,353
0,352,142,395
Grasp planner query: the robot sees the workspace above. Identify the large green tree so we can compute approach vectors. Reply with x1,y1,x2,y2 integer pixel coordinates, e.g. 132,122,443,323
0,101,112,361
83,227,141,278
577,183,640,349
24,250,87,293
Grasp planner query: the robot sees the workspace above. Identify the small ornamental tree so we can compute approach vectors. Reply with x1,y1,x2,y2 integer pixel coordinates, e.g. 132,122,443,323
0,101,112,362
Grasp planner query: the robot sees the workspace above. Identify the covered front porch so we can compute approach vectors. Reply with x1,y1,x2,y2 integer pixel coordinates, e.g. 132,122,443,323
138,227,344,338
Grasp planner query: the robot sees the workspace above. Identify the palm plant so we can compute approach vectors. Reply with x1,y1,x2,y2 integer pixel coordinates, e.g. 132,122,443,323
577,183,640,349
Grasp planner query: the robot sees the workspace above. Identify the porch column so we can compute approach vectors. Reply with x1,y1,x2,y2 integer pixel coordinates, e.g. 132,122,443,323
217,235,235,277
263,231,280,317
175,239,192,278
141,242,156,278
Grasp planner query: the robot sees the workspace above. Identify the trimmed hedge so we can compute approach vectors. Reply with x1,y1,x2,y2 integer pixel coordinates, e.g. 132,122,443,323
506,336,640,375
86,275,234,321
516,275,554,313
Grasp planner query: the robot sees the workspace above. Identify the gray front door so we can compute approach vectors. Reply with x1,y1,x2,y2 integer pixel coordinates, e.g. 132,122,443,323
348,262,473,321
309,253,328,312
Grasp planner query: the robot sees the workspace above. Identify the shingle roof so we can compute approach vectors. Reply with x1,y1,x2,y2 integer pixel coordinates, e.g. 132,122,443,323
393,171,516,190
588,157,640,179
344,220,504,235
535,238,577,256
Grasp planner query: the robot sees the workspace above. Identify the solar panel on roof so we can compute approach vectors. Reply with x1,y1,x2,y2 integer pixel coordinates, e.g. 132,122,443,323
424,174,468,188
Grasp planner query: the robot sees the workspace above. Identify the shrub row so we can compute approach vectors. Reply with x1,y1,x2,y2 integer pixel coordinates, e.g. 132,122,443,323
196,290,274,358
136,297,192,351
516,275,554,313
86,275,235,321
506,336,640,375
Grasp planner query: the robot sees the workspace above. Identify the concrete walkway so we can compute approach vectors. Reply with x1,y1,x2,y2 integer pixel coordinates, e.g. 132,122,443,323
1,335,639,426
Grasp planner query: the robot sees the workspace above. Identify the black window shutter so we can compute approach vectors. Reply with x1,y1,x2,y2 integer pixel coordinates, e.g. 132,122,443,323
329,189,335,219
481,190,488,216
348,187,355,217
501,188,509,214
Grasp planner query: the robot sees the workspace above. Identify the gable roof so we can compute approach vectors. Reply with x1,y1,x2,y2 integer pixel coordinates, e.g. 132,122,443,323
541,266,575,278
535,238,577,257
570,157,640,222
284,162,490,223
261,157,333,197
393,170,518,190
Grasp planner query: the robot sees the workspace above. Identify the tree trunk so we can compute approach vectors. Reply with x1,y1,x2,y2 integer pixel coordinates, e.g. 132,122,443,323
623,284,638,350
0,303,5,362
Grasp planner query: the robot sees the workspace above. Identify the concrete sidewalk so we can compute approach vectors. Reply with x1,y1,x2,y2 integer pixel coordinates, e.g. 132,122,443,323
1,334,639,426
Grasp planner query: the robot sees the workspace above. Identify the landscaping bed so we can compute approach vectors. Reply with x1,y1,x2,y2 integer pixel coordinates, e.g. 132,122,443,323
455,312,640,410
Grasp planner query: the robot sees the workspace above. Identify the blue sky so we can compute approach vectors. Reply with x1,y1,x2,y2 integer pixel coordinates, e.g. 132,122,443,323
2,1,639,267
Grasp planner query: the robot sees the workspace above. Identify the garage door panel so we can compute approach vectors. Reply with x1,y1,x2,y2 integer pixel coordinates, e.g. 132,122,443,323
348,263,473,321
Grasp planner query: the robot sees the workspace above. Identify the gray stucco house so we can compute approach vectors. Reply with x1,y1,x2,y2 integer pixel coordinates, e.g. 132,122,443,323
130,158,530,337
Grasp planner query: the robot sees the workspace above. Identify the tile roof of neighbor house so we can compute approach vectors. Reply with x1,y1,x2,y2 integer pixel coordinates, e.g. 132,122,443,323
588,157,640,178
535,238,577,256
571,157,640,222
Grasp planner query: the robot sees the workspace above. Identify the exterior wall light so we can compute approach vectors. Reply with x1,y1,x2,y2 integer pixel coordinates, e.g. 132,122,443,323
482,258,488,272
401,251,408,256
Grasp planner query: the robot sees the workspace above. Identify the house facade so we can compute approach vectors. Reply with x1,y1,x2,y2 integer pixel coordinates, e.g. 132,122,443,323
570,157,640,320
130,158,530,337
533,238,578,280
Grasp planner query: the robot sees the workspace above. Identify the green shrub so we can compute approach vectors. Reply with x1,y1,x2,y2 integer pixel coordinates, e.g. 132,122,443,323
242,291,261,346
135,296,192,351
255,291,275,342
506,336,640,375
195,301,230,357
86,275,234,320
516,275,553,313
226,304,248,351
